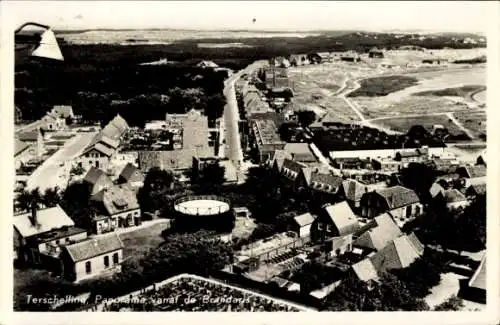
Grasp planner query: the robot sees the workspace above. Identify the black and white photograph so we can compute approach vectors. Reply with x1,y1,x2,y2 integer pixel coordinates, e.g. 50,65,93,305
1,0,499,322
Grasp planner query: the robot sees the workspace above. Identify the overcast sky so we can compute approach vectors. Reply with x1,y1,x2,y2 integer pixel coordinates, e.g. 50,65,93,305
3,1,493,33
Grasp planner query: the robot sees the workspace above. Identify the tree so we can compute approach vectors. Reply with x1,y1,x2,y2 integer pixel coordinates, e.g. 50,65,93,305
434,295,464,311
291,262,338,294
296,110,317,127
137,167,175,213
15,187,42,212
249,223,277,241
196,162,226,191
60,182,95,230
400,163,438,201
70,164,85,176
42,187,61,208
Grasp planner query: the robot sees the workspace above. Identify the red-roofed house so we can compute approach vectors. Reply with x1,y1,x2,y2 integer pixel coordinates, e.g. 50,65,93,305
60,233,124,282
360,186,423,221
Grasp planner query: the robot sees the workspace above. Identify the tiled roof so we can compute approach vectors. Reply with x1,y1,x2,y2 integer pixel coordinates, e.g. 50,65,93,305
14,205,75,238
443,189,467,203
83,167,111,186
369,233,423,272
468,255,486,290
376,186,420,209
468,183,486,196
91,184,140,216
97,135,120,149
138,149,197,172
65,233,123,262
86,142,115,157
354,213,402,251
324,201,359,236
270,150,293,171
294,212,316,227
282,158,307,175
119,163,144,183
14,138,30,156
429,182,446,198
110,114,129,135
352,259,379,282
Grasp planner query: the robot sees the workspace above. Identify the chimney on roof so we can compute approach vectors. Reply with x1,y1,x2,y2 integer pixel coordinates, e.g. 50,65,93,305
29,203,38,227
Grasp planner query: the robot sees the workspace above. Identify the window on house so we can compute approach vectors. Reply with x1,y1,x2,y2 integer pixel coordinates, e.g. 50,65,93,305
415,205,421,216
326,224,332,232
96,161,100,168
65,238,70,243
85,261,92,274
113,252,119,265
55,239,60,245
406,205,412,218
104,256,109,268
318,223,323,231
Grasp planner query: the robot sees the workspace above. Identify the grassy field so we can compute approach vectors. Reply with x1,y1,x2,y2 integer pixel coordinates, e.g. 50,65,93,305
348,75,419,97
453,111,487,138
119,220,171,259
371,114,466,135
415,85,485,98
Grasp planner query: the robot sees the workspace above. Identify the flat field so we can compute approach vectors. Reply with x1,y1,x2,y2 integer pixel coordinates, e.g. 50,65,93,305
348,75,419,97
371,114,465,135
453,111,487,138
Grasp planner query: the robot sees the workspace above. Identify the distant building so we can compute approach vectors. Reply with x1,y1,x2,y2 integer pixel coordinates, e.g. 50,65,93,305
269,56,291,68
50,105,75,119
368,47,384,58
269,149,293,173
17,129,44,159
360,186,423,220
40,113,66,131
263,67,290,90
439,189,469,210
298,166,343,195
91,184,141,233
14,138,32,170
332,157,372,170
288,54,310,66
137,149,199,174
196,60,219,69
250,119,285,163
280,158,307,185
60,233,124,282
465,177,486,197
476,150,487,166
165,109,211,155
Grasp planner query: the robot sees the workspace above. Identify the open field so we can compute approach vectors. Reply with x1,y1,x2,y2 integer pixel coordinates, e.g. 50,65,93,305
119,220,170,259
348,75,419,97
371,114,466,135
415,85,485,98
453,111,487,138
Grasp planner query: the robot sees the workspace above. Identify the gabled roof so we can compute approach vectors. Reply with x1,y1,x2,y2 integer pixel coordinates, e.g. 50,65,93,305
354,213,402,251
14,205,75,238
429,182,446,198
458,165,487,178
442,189,467,203
468,183,486,196
65,233,123,263
352,259,379,282
369,233,423,272
110,114,129,134
138,149,198,172
83,167,111,186
119,163,144,183
91,184,140,216
342,179,368,202
302,167,342,190
83,142,115,157
96,135,120,150
197,60,219,68
15,138,30,156
282,159,307,174
270,150,293,171
324,201,359,236
294,212,316,227
376,186,420,209
468,255,486,290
